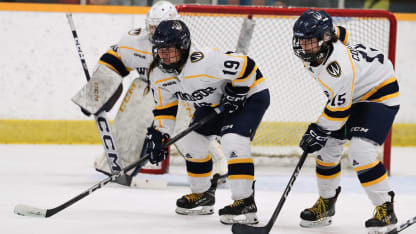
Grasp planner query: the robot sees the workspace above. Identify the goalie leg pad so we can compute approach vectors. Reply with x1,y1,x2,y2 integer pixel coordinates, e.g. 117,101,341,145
72,64,123,115
209,139,228,177
94,78,155,176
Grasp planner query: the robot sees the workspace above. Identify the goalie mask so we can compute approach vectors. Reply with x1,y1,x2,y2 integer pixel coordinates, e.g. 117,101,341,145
145,1,180,39
293,9,336,65
152,20,191,75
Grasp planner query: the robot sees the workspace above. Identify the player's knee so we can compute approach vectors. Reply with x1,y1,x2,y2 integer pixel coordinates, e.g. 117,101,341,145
176,131,210,159
348,137,379,168
221,133,250,159
315,137,345,163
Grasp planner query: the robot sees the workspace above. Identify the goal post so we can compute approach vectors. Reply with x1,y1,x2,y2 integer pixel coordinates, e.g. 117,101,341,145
176,5,397,173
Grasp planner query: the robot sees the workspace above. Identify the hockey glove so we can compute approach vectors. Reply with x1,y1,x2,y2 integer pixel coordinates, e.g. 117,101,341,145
300,123,331,153
221,83,250,114
144,127,170,164
192,106,220,125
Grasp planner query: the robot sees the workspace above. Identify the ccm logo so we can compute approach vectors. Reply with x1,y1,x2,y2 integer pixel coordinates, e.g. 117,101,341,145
97,117,122,172
351,127,369,133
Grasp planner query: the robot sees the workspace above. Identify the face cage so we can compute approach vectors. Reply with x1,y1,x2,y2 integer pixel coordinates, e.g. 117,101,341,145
292,36,329,64
292,36,318,63
153,46,184,75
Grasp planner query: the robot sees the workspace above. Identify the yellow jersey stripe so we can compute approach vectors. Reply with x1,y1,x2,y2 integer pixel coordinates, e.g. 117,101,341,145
119,46,152,55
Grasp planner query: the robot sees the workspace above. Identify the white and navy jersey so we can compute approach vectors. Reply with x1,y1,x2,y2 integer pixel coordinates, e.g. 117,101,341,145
149,43,267,136
98,28,153,78
305,40,400,131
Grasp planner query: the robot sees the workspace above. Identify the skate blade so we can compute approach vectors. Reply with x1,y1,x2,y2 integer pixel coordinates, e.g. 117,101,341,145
175,206,214,215
367,224,396,234
220,213,259,225
300,217,332,228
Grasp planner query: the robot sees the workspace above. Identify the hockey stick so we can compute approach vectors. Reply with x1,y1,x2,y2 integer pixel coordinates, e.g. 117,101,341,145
13,106,223,218
65,13,129,185
386,216,416,234
232,151,308,234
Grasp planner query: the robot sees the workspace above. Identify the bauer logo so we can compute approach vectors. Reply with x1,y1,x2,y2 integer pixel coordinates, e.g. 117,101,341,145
326,61,341,77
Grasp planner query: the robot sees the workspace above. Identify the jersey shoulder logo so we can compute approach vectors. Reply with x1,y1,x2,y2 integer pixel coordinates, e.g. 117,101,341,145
326,61,341,78
190,51,204,63
128,28,141,36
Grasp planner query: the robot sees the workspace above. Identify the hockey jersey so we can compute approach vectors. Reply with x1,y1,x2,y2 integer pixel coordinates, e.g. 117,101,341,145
149,43,268,136
98,28,153,78
305,40,400,131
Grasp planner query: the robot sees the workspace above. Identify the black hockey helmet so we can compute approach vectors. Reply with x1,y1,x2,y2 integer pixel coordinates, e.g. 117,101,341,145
293,9,336,64
152,20,191,74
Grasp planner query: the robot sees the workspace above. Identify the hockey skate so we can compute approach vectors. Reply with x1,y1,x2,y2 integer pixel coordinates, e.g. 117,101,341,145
175,184,216,215
300,186,341,228
365,191,397,234
218,193,258,225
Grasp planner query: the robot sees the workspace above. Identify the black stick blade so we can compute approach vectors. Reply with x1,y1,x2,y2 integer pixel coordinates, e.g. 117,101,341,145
232,223,269,234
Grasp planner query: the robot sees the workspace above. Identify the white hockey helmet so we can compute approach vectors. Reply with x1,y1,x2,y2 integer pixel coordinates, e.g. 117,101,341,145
145,1,180,37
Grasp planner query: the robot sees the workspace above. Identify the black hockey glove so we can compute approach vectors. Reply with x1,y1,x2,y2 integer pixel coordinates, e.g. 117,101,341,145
221,83,250,114
144,127,170,164
300,123,331,154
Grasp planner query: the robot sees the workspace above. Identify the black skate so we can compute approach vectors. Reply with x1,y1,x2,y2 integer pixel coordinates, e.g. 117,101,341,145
300,186,341,228
365,191,397,234
218,193,258,225
175,185,216,215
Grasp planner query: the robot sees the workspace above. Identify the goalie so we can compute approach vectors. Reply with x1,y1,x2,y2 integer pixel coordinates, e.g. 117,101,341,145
71,1,227,180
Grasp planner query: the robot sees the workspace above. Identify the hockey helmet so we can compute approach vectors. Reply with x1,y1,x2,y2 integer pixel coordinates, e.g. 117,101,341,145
293,9,336,64
146,1,180,37
152,20,191,75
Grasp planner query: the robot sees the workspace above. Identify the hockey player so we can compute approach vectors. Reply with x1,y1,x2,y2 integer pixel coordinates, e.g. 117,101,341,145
143,20,269,224
72,1,227,180
292,9,400,234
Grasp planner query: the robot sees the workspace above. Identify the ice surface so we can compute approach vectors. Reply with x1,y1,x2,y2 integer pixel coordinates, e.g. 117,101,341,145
1,145,415,234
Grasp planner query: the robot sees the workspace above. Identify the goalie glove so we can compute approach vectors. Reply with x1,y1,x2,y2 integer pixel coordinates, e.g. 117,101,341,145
221,83,250,114
144,127,170,165
300,123,331,154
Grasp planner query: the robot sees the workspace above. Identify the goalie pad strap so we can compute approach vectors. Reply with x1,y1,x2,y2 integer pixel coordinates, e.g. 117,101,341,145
72,64,123,115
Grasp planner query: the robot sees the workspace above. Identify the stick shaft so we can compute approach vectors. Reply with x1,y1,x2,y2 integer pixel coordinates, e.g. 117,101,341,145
65,12,124,176
40,107,222,217
232,151,308,234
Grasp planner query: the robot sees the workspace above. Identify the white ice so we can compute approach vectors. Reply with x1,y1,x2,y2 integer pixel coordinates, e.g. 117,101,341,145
1,145,415,234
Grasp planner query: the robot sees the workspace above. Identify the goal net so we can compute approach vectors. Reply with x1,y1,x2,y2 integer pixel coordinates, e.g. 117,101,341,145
174,5,397,171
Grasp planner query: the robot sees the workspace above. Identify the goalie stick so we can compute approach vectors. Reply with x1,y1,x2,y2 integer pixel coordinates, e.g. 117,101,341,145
65,13,129,185
14,106,224,218
232,151,308,234
386,216,416,234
